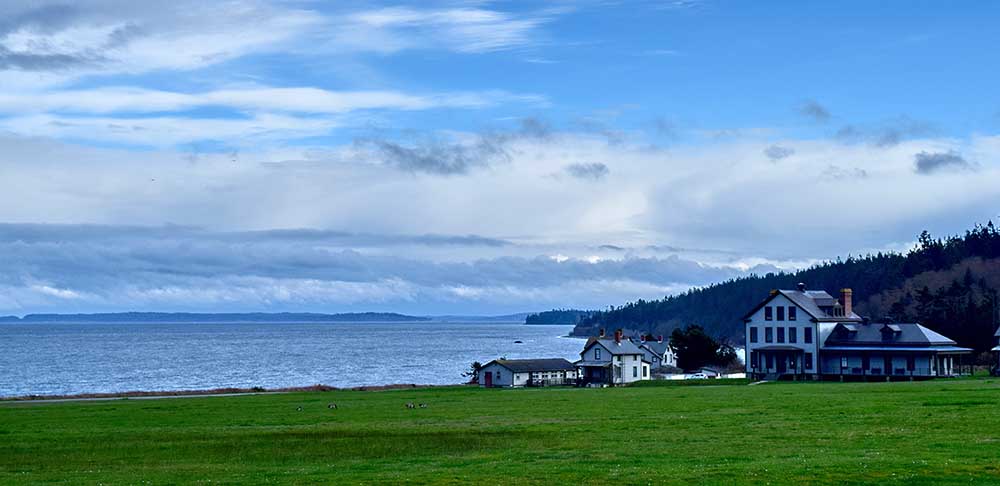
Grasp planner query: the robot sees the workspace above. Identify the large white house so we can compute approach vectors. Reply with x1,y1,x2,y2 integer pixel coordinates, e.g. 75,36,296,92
479,358,578,388
744,284,971,380
576,330,651,385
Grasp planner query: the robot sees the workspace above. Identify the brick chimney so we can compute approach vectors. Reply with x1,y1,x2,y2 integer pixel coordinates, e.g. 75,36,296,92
614,329,622,345
599,328,605,338
840,288,853,316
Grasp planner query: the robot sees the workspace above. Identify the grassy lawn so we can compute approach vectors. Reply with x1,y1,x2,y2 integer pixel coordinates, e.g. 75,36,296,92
3,379,1000,485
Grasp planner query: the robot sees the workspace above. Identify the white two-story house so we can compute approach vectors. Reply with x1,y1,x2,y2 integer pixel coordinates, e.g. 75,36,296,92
637,336,677,370
745,284,970,380
576,329,650,385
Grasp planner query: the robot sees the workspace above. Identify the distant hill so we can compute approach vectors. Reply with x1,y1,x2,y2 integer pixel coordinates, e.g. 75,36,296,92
429,313,532,323
571,223,1000,354
0,312,431,323
524,309,594,325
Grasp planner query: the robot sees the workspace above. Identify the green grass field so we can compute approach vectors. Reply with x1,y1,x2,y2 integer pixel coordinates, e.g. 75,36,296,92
3,379,1000,485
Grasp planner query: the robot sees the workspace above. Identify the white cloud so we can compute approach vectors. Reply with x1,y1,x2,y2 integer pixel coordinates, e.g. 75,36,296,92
1,127,999,313
335,6,550,54
0,87,545,115
0,113,341,147
0,0,323,79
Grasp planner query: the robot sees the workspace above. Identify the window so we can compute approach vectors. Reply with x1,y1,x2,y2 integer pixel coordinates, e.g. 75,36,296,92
750,327,758,343
789,327,797,343
805,352,813,369
789,307,797,321
765,307,773,321
633,366,638,377
840,356,848,370
616,355,622,362
595,348,601,360
750,351,758,369
765,327,773,343
643,366,648,377
615,366,621,378
777,327,785,343
776,306,785,321
804,327,813,344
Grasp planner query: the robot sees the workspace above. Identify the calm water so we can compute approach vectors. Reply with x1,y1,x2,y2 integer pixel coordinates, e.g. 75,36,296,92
0,322,580,397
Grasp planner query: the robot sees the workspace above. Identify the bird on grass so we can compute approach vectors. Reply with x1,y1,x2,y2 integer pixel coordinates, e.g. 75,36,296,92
327,403,337,409
418,403,427,408
405,402,415,409
296,406,303,412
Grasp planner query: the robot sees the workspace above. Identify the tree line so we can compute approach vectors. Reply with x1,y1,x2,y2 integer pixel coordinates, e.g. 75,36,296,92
573,222,1000,354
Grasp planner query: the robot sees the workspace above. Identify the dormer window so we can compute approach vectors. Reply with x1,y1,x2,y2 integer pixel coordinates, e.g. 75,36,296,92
881,324,902,341
595,348,601,360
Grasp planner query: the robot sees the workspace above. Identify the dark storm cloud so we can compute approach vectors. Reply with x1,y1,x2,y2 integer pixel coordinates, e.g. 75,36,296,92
564,162,609,180
799,100,831,123
356,118,557,175
913,150,973,174
360,136,510,175
763,145,794,161
0,5,142,72
0,46,99,71
0,224,737,287
0,224,512,247
835,117,934,148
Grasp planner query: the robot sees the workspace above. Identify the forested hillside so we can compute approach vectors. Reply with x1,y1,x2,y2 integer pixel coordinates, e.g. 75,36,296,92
572,223,1000,354
524,309,594,325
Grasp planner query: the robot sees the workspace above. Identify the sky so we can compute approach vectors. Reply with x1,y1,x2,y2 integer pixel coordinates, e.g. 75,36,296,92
1,0,1000,316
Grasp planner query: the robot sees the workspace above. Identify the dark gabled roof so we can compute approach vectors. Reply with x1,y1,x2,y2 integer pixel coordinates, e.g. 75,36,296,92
742,289,862,322
823,346,971,353
824,322,959,348
485,358,576,373
581,337,645,356
638,340,670,356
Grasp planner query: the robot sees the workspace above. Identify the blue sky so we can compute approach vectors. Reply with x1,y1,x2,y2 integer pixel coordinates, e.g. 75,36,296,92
1,0,999,315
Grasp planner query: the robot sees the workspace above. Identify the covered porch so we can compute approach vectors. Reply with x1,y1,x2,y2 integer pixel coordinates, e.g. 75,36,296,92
575,361,613,386
821,347,972,379
749,345,811,380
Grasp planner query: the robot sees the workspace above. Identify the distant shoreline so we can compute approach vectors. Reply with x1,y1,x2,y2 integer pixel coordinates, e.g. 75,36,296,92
0,383,465,402
0,312,543,324
0,311,432,324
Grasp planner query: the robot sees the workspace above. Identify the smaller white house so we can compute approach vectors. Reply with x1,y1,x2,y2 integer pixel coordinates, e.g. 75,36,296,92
637,335,677,370
479,358,578,388
992,326,1000,375
576,330,651,386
